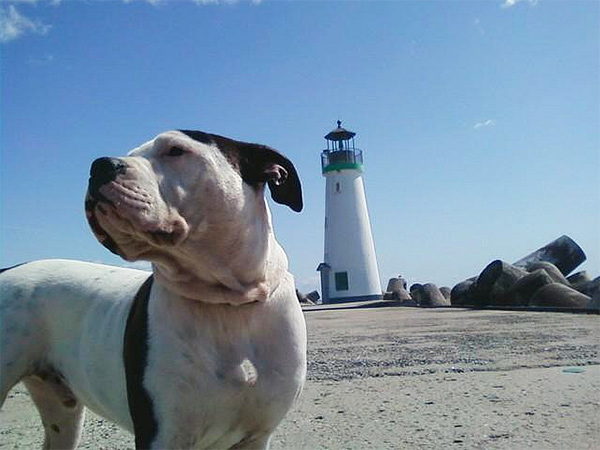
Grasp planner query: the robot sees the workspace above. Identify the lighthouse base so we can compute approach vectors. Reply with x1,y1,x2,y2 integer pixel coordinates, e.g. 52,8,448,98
326,293,383,304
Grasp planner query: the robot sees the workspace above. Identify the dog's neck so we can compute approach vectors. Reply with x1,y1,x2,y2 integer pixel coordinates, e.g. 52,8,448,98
149,206,289,305
151,239,287,305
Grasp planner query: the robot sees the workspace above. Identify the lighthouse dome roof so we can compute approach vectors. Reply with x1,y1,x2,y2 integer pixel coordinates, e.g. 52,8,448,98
325,120,356,141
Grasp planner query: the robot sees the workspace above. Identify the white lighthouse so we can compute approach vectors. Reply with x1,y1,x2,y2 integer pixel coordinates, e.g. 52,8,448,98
317,121,382,304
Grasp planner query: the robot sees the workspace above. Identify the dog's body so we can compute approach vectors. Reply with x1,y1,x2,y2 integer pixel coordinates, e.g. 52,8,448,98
0,130,306,449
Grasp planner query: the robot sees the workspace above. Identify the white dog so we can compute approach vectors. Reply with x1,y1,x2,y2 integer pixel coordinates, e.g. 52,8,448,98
0,130,307,449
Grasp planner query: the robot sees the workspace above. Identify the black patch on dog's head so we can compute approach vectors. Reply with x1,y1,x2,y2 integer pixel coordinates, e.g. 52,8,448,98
180,130,303,212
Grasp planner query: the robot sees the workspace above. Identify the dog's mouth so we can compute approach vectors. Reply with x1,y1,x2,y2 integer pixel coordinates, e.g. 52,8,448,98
85,182,189,258
85,192,124,256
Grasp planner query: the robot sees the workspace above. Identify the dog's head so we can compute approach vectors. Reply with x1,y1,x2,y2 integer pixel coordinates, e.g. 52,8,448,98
85,130,302,262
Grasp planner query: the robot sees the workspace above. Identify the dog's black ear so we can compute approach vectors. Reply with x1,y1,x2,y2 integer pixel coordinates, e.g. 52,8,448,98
239,144,303,213
181,130,303,212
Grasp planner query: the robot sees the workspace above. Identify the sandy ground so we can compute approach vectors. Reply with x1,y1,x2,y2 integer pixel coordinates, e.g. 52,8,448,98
1,306,598,449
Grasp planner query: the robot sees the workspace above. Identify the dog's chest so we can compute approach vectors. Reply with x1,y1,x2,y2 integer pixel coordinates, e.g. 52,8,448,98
143,292,306,444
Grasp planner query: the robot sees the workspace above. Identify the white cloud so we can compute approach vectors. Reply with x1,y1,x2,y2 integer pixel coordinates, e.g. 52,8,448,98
122,0,263,4
501,0,539,8
0,0,62,5
0,5,52,43
474,119,496,130
0,0,38,4
0,0,262,43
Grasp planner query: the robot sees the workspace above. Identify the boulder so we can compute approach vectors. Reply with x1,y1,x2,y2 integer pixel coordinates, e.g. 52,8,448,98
386,277,409,296
523,261,569,286
577,276,600,298
529,283,591,309
420,283,451,307
439,286,451,301
513,235,586,276
589,290,600,311
396,288,412,302
451,279,476,306
409,284,423,305
472,260,527,306
399,277,408,290
296,289,313,305
386,278,402,293
306,290,321,303
508,269,555,306
409,283,422,293
383,291,416,305
567,271,591,288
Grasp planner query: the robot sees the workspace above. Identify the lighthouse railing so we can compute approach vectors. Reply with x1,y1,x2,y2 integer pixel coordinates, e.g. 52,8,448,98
321,148,363,172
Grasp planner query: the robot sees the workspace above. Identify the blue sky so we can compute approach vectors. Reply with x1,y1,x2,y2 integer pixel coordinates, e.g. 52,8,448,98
1,0,598,294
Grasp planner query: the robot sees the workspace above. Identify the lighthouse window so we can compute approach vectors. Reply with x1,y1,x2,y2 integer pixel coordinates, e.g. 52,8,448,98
335,182,341,193
334,272,349,291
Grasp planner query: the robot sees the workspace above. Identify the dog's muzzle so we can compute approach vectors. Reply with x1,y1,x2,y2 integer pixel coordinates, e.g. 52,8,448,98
85,157,128,256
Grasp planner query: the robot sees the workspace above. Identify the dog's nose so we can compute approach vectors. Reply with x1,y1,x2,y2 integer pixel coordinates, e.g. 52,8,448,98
89,157,127,197
90,157,127,180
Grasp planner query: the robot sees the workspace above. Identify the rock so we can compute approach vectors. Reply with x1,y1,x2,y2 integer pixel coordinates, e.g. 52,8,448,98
420,283,451,307
589,290,600,311
383,288,412,301
513,235,586,276
523,261,569,286
387,276,407,291
409,284,423,305
577,276,600,298
384,277,411,302
567,271,591,287
440,286,451,300
383,291,394,300
386,277,410,299
451,279,476,306
383,289,417,305
472,260,527,306
306,290,321,303
399,277,408,290
398,288,413,302
529,283,591,309
409,283,422,293
296,289,314,305
508,269,555,306
386,278,402,293
400,298,418,307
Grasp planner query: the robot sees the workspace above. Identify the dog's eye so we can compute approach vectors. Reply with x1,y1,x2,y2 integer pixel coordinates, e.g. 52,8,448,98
166,147,186,157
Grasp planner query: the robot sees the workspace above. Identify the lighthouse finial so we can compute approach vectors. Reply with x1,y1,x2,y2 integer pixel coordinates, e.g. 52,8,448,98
337,120,342,128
